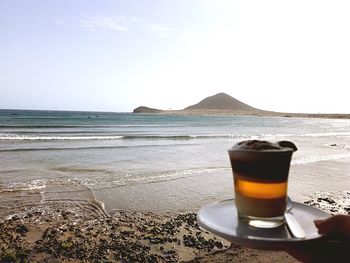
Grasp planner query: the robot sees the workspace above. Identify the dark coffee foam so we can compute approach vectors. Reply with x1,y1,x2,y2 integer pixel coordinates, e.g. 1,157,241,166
231,140,297,152
228,140,297,181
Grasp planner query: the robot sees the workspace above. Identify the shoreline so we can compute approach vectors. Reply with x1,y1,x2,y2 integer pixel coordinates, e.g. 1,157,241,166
1,191,348,262
133,109,350,119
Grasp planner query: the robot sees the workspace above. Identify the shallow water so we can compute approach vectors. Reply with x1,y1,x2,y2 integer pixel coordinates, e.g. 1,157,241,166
1,110,350,218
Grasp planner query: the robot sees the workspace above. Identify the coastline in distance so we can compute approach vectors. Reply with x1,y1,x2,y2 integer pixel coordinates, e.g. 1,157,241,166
133,92,350,119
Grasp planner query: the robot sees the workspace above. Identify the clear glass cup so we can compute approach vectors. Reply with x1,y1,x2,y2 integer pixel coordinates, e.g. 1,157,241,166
228,140,297,228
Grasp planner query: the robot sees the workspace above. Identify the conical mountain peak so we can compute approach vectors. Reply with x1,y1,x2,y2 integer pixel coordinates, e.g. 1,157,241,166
184,92,257,111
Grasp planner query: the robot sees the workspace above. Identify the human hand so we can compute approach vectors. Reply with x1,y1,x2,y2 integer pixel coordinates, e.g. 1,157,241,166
314,214,350,238
285,215,350,263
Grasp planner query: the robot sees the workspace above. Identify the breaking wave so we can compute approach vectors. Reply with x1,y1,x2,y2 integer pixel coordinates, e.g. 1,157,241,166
0,132,281,141
292,153,350,165
0,133,124,141
0,179,46,193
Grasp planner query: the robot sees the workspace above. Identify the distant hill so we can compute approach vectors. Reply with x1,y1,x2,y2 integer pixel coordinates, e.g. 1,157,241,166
132,92,350,119
184,92,258,112
133,93,261,114
179,92,263,115
133,106,163,113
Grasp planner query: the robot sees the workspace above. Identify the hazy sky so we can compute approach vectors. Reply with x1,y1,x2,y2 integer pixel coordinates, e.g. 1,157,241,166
1,0,349,113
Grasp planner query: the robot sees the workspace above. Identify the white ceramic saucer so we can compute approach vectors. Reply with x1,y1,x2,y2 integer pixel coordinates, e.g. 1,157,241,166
197,199,330,250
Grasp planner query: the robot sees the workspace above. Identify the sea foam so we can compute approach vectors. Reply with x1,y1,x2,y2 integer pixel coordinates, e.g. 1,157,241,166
0,133,124,141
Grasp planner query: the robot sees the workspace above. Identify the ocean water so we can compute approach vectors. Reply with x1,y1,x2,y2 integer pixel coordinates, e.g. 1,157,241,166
1,109,350,218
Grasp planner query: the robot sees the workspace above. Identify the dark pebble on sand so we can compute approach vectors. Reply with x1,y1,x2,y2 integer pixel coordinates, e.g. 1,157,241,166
10,215,19,221
215,241,223,249
317,197,336,204
24,213,33,219
148,237,164,244
15,224,29,235
164,249,176,255
344,207,350,214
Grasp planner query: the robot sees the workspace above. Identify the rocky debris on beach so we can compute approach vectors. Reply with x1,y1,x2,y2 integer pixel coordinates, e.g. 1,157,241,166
303,191,350,215
0,206,230,263
1,191,349,263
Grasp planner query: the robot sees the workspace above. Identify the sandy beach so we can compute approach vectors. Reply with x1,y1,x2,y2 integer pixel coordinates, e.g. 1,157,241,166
1,189,349,262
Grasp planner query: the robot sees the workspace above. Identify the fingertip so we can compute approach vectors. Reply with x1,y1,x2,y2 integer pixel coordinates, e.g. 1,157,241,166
313,217,333,234
314,219,324,225
313,218,328,227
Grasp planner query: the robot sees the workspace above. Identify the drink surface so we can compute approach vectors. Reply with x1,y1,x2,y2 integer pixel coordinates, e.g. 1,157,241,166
230,140,297,152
